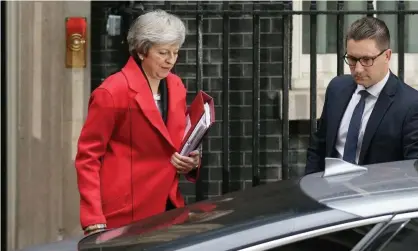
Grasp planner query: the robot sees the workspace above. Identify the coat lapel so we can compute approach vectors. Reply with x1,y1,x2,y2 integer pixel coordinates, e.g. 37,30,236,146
121,57,175,149
326,82,357,156
166,74,187,149
359,73,398,164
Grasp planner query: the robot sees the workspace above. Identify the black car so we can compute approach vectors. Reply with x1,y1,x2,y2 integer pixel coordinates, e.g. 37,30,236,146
19,158,418,251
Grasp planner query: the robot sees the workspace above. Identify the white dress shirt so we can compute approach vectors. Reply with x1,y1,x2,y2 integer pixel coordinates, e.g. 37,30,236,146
334,71,390,163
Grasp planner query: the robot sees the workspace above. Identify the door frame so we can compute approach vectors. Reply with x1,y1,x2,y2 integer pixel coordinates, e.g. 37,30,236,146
1,0,6,250
5,1,19,250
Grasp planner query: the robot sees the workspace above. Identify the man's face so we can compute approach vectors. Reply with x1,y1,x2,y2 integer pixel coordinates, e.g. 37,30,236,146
345,39,391,87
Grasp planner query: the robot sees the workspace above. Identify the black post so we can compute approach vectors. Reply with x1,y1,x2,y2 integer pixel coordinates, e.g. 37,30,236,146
195,2,204,201
309,1,318,139
252,1,261,187
398,1,405,81
367,1,374,17
281,2,291,180
222,1,230,194
164,1,171,11
336,1,345,76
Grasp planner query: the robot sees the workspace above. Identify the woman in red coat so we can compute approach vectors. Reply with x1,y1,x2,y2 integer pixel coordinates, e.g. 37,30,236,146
75,9,201,235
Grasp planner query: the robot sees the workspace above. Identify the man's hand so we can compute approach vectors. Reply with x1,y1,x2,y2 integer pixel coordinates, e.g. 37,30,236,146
171,150,200,174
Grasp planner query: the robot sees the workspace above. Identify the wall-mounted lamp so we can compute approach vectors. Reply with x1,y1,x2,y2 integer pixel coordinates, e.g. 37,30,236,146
65,17,87,68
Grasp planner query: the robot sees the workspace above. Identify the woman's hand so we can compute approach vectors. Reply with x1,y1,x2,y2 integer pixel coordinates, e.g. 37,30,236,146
171,150,200,174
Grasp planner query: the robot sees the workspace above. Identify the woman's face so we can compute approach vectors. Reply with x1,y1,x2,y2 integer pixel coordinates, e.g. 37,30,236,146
139,44,179,81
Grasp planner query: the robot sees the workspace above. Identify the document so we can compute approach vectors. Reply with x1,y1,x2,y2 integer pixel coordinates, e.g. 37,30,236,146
180,91,215,156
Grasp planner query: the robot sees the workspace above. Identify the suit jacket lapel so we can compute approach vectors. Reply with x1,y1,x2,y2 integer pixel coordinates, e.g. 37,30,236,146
359,73,398,164
326,82,357,156
121,57,175,149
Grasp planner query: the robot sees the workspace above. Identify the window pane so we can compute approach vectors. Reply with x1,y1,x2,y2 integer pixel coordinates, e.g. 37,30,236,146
302,1,337,54
362,221,406,251
301,1,417,54
376,1,398,52
266,224,376,251
302,1,366,54
378,218,418,251
405,1,418,53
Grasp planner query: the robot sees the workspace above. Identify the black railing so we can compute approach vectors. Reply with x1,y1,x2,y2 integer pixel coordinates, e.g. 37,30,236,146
221,2,231,195
282,3,292,182
252,2,261,187
109,0,418,201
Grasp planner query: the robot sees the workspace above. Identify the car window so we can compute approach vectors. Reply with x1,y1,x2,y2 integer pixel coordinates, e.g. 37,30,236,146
264,224,377,251
373,218,418,251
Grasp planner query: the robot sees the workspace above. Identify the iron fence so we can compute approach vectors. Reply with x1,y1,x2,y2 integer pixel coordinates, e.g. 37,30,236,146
111,1,418,201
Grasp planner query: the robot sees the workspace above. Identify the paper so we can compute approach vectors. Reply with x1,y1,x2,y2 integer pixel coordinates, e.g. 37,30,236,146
180,102,211,156
184,114,191,139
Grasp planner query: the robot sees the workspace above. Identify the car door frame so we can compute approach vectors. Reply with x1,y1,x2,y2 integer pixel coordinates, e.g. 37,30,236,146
238,211,418,251
356,211,418,251
237,215,393,251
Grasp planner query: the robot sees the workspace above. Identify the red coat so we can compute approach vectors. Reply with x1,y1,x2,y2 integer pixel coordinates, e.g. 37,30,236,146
75,57,199,229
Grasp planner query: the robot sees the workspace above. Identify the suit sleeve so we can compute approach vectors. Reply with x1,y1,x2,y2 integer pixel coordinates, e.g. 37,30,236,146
75,88,116,228
305,87,330,175
402,102,418,159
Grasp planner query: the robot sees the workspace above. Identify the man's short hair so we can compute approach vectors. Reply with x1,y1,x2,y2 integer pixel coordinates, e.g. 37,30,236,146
346,16,390,51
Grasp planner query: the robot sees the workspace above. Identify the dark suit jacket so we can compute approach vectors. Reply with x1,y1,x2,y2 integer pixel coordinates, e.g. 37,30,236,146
305,72,418,174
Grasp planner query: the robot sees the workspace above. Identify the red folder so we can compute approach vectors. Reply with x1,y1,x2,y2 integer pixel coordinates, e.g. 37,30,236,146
179,91,215,156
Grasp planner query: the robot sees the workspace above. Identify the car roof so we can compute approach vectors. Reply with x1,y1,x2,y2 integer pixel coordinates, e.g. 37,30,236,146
79,159,418,251
79,178,357,251
301,158,418,217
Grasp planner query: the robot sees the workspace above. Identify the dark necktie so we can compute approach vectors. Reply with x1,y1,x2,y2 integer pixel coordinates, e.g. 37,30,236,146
343,90,370,164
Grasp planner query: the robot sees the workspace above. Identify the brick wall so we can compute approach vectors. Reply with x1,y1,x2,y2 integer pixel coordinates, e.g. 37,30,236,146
91,1,311,204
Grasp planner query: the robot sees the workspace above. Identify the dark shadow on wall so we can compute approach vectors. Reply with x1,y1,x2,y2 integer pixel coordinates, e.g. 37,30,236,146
90,1,144,92
1,1,8,250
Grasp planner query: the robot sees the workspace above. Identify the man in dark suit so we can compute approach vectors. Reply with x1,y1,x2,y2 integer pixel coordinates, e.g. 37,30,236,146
305,16,418,174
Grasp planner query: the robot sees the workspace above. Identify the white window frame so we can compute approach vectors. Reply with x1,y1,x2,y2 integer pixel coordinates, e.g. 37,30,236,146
291,0,418,90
